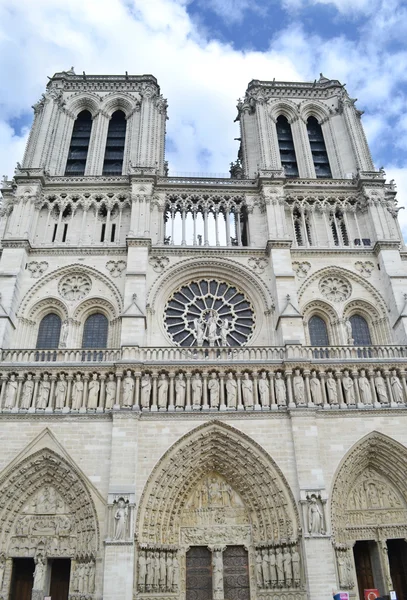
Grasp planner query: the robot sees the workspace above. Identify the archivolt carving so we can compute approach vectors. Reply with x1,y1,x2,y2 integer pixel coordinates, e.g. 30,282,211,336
136,421,299,546
26,297,69,322
331,432,407,544
298,100,331,124
72,297,118,322
64,91,101,118
0,448,99,559
101,91,140,118
268,99,299,124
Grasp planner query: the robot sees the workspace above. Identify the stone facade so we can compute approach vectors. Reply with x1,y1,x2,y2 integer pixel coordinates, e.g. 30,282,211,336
0,69,407,600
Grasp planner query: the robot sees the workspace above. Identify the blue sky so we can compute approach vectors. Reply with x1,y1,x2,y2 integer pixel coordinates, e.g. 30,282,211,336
1,0,407,231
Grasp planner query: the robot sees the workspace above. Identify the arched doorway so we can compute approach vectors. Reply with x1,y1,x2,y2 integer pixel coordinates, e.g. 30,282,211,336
135,421,305,600
331,432,407,600
0,448,99,600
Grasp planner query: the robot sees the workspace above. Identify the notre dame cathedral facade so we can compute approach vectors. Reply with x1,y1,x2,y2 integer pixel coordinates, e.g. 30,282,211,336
0,69,407,600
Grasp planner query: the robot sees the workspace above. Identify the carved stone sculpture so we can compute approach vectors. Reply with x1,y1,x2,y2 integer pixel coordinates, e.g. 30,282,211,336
220,318,229,346
175,373,186,408
242,372,253,408
293,369,305,405
0,553,5,590
122,370,134,408
345,319,353,344
105,373,116,410
55,374,67,410
374,370,388,404
33,556,45,589
153,553,160,589
157,373,168,409
159,552,167,590
310,371,322,405
60,319,69,347
269,549,277,586
71,373,83,410
337,549,354,589
276,548,284,586
191,373,202,407
262,548,270,587
208,372,220,408
326,372,338,405
138,551,147,590
166,554,173,590
342,370,355,405
146,551,154,589
308,495,324,534
37,373,50,409
291,547,301,584
225,372,237,408
173,554,180,590
275,372,286,407
258,371,270,406
283,547,292,586
4,374,17,409
194,317,205,346
212,551,223,594
88,373,100,409
256,550,263,587
114,498,128,540
141,374,152,409
391,370,404,403
358,369,372,404
21,374,34,410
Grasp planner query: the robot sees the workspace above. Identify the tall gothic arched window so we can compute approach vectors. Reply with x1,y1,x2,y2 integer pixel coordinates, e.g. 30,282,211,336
102,110,126,175
276,115,299,177
36,313,62,349
350,314,372,346
306,116,332,179
309,315,329,346
65,110,93,175
82,313,108,348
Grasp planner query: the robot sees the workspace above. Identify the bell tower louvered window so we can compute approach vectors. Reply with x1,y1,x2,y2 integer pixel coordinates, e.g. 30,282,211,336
276,115,298,177
306,116,332,178
102,110,126,175
65,110,92,176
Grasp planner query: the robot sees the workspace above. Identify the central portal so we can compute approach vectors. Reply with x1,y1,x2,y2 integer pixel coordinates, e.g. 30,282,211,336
186,547,212,600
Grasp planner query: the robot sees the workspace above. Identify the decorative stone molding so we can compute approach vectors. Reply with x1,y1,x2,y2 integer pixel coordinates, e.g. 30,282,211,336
319,276,351,303
354,260,375,278
58,274,92,302
106,260,126,278
248,257,268,274
149,256,169,273
27,261,49,278
292,261,311,279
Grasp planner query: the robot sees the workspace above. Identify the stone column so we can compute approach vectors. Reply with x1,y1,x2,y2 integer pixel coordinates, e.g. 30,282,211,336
81,374,89,413
304,370,313,407
16,375,24,411
253,371,261,410
368,370,379,408
286,371,295,409
65,375,73,413
319,372,328,408
98,373,106,412
152,373,158,410
186,372,192,411
29,375,40,413
269,371,277,410
134,372,141,410
46,374,56,413
209,546,226,600
335,371,345,408
236,372,243,411
168,373,175,411
114,372,122,410
384,371,396,408
0,375,7,410
400,370,407,404
202,371,209,410
352,370,363,408
219,373,226,411
378,540,394,594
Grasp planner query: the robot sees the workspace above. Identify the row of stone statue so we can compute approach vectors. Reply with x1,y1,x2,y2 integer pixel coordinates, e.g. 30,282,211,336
70,559,96,595
1,367,406,412
138,549,180,592
255,545,301,589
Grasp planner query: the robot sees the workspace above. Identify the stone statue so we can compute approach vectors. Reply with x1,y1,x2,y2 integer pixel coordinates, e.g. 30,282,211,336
175,373,186,408
21,374,34,410
212,552,223,592
269,549,277,586
191,373,202,407
122,370,134,407
220,318,229,346
159,552,167,590
37,373,50,409
258,371,270,406
309,371,322,405
275,372,286,407
172,554,180,589
153,552,160,588
326,372,338,405
256,550,263,587
242,372,253,408
208,372,219,407
4,374,17,409
33,556,45,589
283,547,292,585
345,319,353,344
55,374,67,409
291,547,301,584
337,551,353,589
146,552,154,589
88,373,100,409
342,370,355,405
166,555,174,590
141,374,152,408
194,317,204,346
206,310,218,346
262,548,270,587
60,319,69,347
105,373,116,410
157,374,168,409
308,495,323,534
225,372,237,408
391,370,404,403
114,498,128,540
293,369,305,405
0,554,5,590
71,373,84,410
374,370,388,403
358,369,372,404
138,552,147,590
276,548,284,586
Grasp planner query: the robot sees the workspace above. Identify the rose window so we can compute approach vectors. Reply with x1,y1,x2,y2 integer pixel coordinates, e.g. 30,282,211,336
59,274,92,301
164,279,255,347
319,276,351,303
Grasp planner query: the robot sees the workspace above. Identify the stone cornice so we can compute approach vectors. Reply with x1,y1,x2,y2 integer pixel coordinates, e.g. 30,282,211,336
373,240,401,254
126,237,152,249
28,245,127,256
290,247,375,257
151,245,266,257
1,238,31,250
266,240,292,252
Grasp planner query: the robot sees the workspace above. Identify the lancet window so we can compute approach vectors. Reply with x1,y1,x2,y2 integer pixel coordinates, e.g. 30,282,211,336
308,315,329,346
306,116,332,178
36,313,62,349
65,110,93,176
276,115,299,177
164,195,248,247
292,207,312,247
330,210,349,246
350,314,372,346
102,110,126,175
82,313,108,348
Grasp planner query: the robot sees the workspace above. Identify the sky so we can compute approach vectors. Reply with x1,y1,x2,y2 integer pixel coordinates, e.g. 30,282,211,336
1,0,407,233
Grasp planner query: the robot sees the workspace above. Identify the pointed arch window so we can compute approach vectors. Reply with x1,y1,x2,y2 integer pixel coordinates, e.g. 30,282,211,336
350,314,372,346
309,315,329,346
306,116,332,179
276,115,298,177
82,313,108,348
102,110,126,175
36,313,62,349
65,110,93,176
